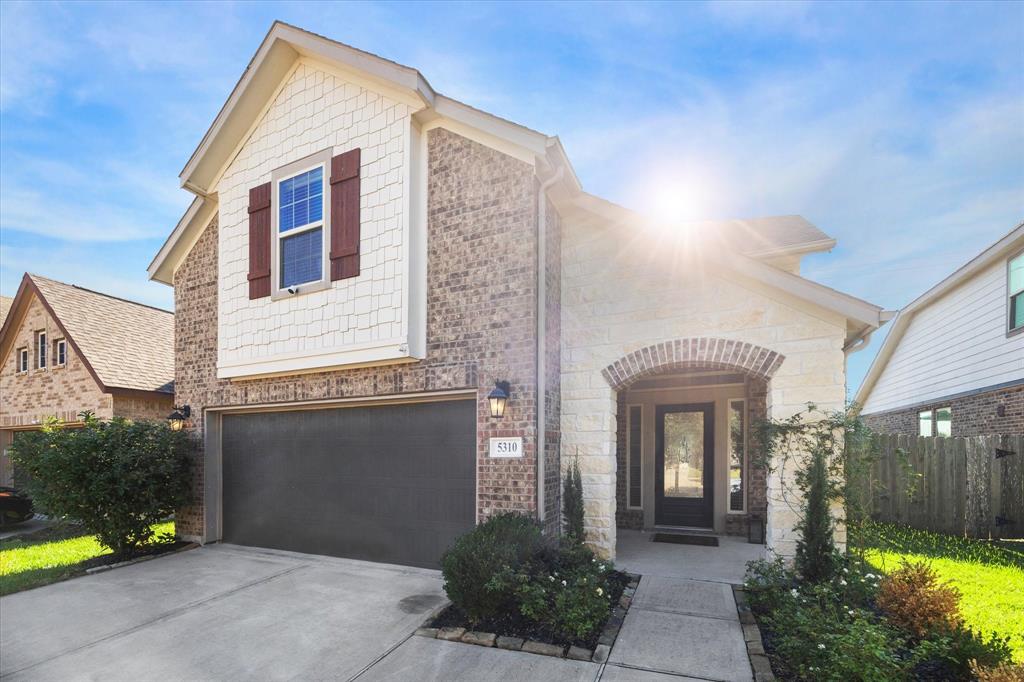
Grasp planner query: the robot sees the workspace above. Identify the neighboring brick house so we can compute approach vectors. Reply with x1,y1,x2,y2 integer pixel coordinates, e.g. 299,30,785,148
0,274,175,486
148,22,889,565
857,224,1024,437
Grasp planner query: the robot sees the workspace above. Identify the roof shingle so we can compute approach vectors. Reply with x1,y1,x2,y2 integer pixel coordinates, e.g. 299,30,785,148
29,275,174,394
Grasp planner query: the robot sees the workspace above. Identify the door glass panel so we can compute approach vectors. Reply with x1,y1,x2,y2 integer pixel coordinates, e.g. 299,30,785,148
662,411,704,498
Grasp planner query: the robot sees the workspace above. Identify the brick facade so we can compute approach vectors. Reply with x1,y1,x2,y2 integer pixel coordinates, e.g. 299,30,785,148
174,127,552,539
1,295,113,427
863,382,1024,437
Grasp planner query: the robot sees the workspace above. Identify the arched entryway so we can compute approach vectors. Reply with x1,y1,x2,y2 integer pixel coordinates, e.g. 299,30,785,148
602,338,784,543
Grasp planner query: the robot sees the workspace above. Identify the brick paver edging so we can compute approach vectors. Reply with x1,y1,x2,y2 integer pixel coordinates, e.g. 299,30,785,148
415,573,641,663
732,585,775,681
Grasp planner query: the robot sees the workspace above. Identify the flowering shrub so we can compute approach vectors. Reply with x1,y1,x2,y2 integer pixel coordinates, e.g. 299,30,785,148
876,561,962,638
745,553,1014,680
510,554,614,641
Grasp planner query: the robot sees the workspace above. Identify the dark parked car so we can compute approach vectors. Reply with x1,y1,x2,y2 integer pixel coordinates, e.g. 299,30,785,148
0,487,33,526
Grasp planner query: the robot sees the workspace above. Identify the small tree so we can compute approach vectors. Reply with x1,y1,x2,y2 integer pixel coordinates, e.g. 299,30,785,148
755,405,880,582
11,413,192,558
562,456,585,544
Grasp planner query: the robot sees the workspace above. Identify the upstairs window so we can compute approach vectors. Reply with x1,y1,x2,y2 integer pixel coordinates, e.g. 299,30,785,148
277,165,325,289
36,331,47,369
55,339,67,366
17,348,28,373
1010,251,1024,334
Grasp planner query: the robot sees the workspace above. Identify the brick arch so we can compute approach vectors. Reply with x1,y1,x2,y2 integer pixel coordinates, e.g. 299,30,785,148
601,337,785,391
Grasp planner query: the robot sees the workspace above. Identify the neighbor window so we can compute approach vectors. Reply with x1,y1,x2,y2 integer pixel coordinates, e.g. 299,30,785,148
935,407,952,437
36,331,46,369
1010,251,1024,333
728,400,746,512
919,410,933,437
17,348,28,373
278,165,325,289
55,339,66,366
627,405,642,509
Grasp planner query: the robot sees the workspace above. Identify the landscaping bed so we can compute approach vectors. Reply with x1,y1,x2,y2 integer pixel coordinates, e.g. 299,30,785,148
0,520,188,596
423,569,637,661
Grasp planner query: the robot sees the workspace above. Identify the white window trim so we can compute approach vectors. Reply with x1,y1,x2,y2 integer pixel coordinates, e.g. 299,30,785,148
935,406,952,438
36,331,47,370
727,398,747,514
55,339,67,367
17,348,28,373
1008,248,1024,337
270,148,333,301
626,404,643,510
918,409,934,437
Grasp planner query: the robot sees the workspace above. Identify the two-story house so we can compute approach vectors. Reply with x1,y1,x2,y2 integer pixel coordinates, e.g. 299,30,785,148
149,22,889,568
0,274,175,486
856,224,1024,436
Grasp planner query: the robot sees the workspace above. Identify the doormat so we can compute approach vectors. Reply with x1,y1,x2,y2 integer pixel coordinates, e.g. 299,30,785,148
652,532,719,547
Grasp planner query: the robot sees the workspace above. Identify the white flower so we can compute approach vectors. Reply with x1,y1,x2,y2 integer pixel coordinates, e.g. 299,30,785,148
561,580,567,586
598,564,605,570
842,568,849,574
790,588,799,597
596,587,604,596
548,575,555,582
818,644,826,650
839,579,847,586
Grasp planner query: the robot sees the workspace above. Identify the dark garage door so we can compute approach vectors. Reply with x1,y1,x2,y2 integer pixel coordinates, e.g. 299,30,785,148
222,399,476,568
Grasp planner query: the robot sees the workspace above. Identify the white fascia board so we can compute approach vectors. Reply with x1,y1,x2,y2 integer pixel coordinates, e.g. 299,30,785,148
433,95,549,157
853,222,1024,411
148,196,218,285
218,339,418,381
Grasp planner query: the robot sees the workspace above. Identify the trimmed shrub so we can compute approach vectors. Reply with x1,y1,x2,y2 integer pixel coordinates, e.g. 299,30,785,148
876,561,962,638
441,512,543,622
512,546,614,641
562,458,584,543
913,626,1015,680
10,414,191,558
971,660,1024,682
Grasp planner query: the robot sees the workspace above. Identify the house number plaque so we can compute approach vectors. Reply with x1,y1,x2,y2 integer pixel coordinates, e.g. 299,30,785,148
489,437,523,458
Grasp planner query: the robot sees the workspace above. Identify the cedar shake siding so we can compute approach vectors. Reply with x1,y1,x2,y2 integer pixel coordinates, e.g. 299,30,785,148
173,128,551,539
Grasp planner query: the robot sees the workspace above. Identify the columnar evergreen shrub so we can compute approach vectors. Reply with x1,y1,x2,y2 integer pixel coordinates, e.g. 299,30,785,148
10,414,192,558
562,457,584,543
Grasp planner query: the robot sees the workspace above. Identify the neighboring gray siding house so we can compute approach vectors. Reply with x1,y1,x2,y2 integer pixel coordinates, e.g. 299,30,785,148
149,21,888,566
857,224,1024,437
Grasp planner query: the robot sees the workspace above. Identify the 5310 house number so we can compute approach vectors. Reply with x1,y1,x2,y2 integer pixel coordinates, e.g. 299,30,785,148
489,437,523,458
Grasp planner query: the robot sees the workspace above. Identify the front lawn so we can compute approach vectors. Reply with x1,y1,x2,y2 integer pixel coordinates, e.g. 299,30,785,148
0,521,175,596
857,522,1024,663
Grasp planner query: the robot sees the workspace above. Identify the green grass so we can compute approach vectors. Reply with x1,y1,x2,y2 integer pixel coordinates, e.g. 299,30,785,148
856,522,1024,662
0,521,174,596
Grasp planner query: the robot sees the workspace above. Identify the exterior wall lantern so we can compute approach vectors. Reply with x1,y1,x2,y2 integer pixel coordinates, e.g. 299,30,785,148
488,381,510,419
167,405,191,432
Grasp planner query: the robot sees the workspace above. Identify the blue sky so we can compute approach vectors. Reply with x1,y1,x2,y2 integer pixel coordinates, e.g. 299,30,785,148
1,1,1022,395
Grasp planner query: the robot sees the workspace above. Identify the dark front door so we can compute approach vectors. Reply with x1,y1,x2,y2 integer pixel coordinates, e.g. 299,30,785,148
221,399,476,569
655,403,714,528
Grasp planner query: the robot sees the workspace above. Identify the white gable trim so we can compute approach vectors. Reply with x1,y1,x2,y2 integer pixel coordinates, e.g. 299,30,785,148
854,222,1024,411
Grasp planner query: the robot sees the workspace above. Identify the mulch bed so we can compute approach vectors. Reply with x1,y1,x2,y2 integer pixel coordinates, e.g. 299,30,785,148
429,569,632,651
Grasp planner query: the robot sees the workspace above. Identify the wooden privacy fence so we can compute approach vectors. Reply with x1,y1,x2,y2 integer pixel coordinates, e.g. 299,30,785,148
865,434,1024,539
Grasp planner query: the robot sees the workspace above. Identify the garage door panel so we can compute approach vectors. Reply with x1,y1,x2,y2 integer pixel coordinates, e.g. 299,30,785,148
222,399,476,568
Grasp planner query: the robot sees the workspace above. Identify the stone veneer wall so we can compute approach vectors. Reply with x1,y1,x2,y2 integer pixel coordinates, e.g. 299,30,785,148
862,382,1024,437
0,295,113,427
561,218,848,559
174,128,549,539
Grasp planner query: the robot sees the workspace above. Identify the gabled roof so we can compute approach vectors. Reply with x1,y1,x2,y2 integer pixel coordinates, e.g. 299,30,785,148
0,274,175,396
853,222,1024,410
149,21,839,284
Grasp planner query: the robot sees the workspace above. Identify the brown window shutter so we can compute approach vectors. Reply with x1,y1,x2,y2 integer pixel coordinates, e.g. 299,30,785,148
330,148,361,280
247,182,272,299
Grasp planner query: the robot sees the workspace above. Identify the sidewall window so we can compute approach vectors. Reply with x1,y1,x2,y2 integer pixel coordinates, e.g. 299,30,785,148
1010,251,1024,333
270,149,333,297
918,409,933,437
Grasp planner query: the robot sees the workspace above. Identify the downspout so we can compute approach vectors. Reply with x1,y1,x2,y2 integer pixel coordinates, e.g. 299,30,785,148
536,166,564,527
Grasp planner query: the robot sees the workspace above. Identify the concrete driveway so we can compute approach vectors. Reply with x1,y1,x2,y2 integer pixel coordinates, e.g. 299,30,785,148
1,542,753,681
0,544,451,681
